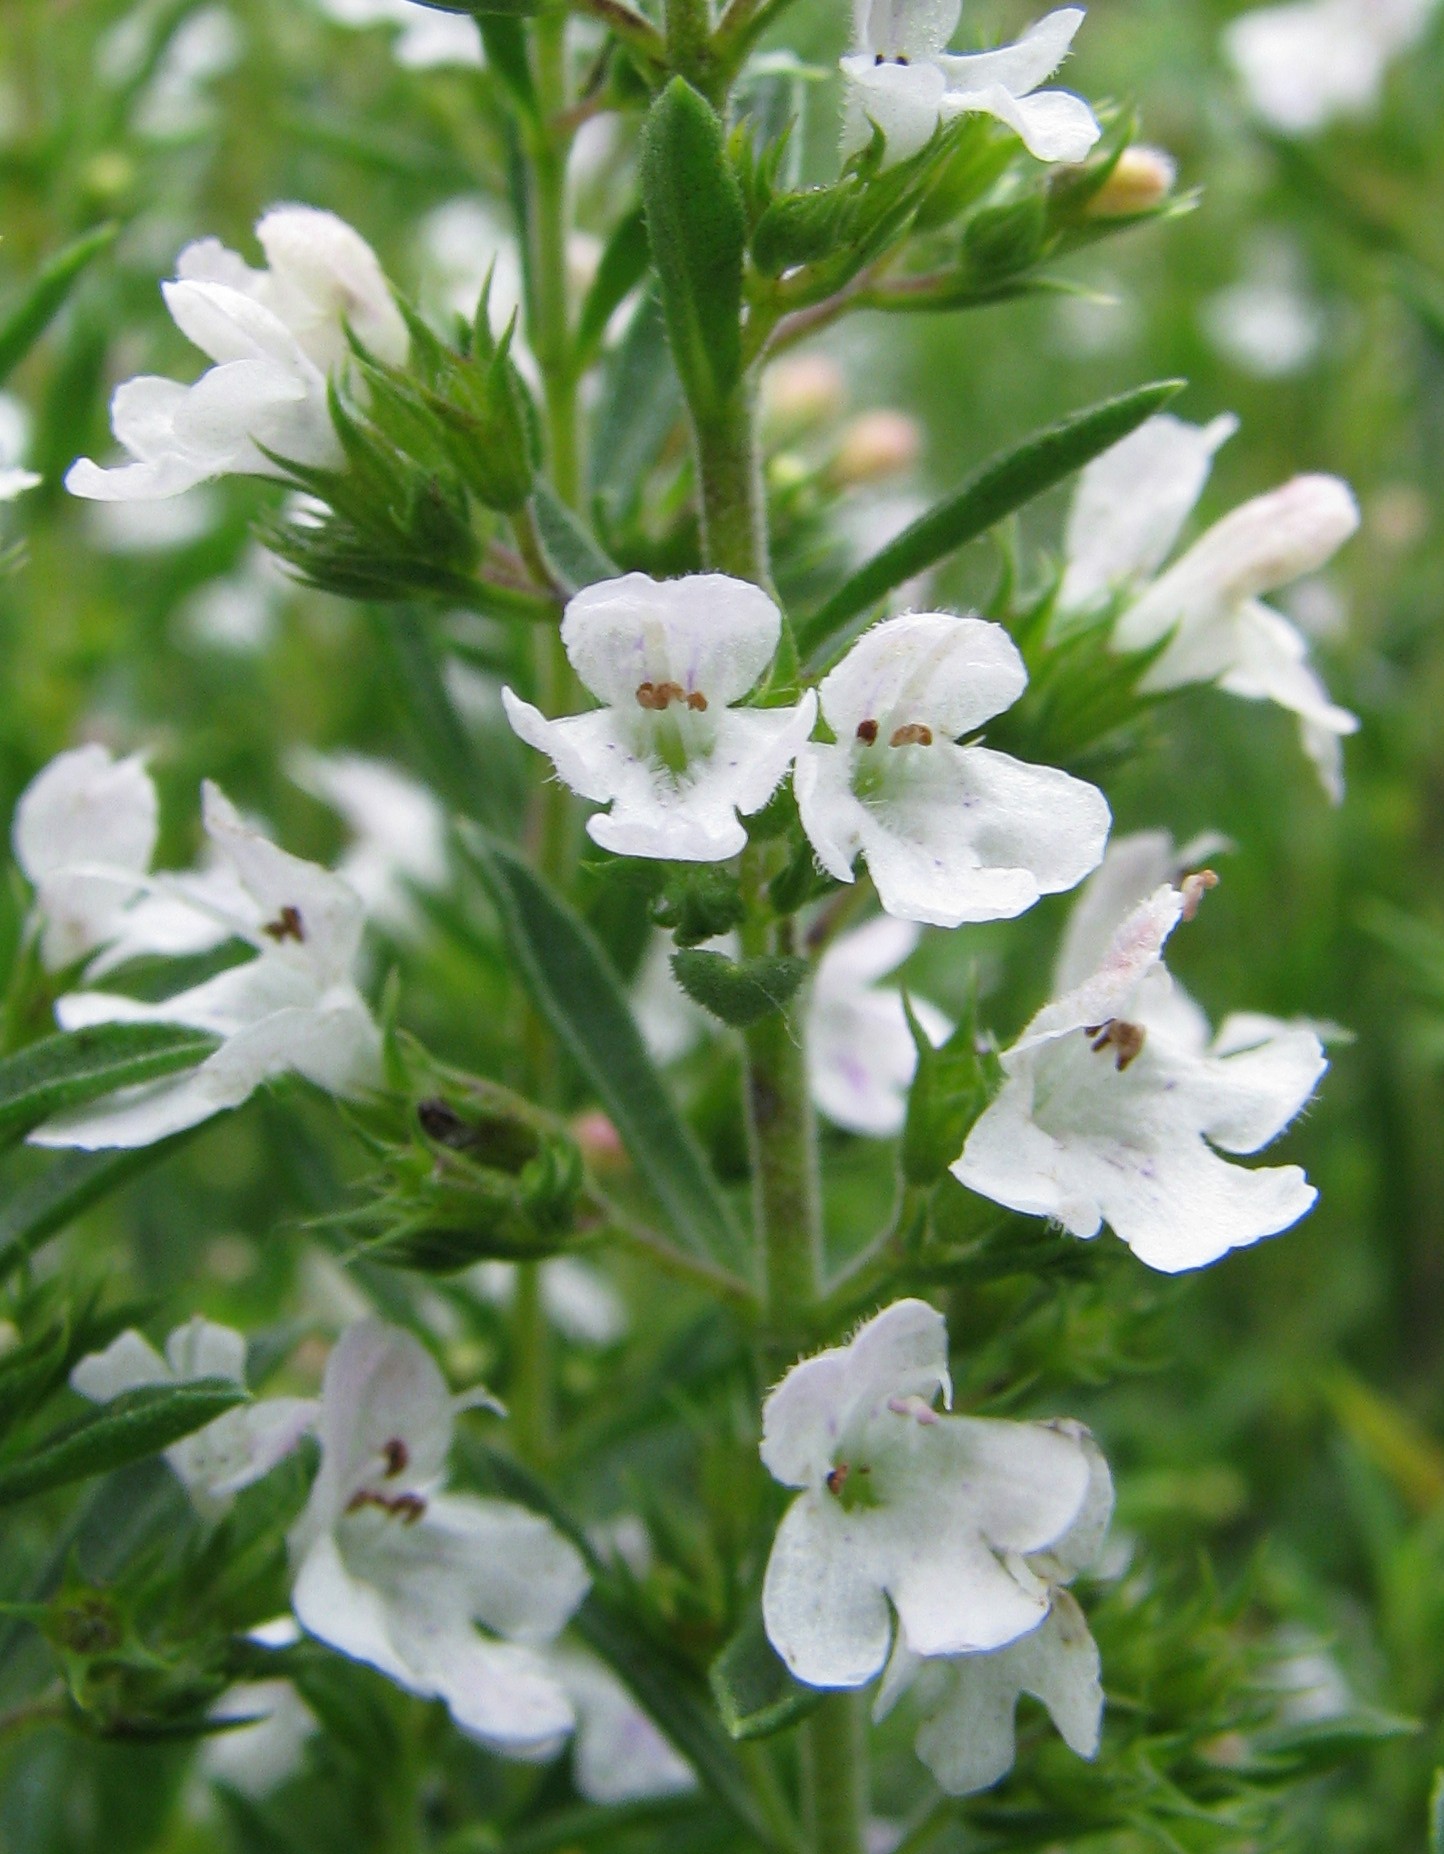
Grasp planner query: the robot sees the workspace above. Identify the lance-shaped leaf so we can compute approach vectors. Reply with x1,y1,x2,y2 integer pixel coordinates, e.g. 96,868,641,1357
0,1379,247,1508
797,380,1185,670
0,223,117,387
710,1602,823,1740
589,291,684,525
531,480,620,594
576,204,651,366
458,826,745,1270
0,1146,186,1284
0,1024,218,1151
640,79,746,423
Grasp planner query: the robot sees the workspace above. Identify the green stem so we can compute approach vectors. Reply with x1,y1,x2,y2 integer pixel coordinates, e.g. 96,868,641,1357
510,1258,553,1466
531,8,580,508
694,378,772,587
664,0,725,105
803,1692,868,1854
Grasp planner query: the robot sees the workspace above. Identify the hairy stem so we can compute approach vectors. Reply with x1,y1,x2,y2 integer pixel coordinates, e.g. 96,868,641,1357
695,378,772,588
803,1692,869,1854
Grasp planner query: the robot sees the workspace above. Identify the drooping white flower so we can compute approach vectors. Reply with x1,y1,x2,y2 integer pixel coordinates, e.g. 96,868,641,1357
1059,413,1240,615
30,783,383,1149
760,1298,1098,1688
200,1678,319,1797
548,1648,696,1803
953,884,1327,1273
874,1426,1111,1793
808,917,952,1136
288,750,449,939
794,613,1110,929
0,391,41,500
841,2,1101,168
13,746,160,971
1114,475,1361,801
503,573,817,863
70,1317,316,1518
315,0,484,68
66,206,408,502
1224,0,1437,136
1063,415,1361,799
289,1320,589,1752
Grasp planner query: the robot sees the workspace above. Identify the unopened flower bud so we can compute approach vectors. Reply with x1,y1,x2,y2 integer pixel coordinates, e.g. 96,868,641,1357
571,1109,628,1173
830,410,922,487
763,355,847,433
1086,146,1177,218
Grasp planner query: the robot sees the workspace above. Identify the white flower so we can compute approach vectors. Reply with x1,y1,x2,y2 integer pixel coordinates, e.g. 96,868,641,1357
288,750,448,939
66,206,408,502
1060,413,1240,615
794,613,1110,928
1052,827,1230,995
70,1317,316,1518
200,1679,318,1797
841,2,1101,168
503,573,817,863
548,1648,696,1803
953,884,1328,1272
1114,473,1361,801
315,0,484,68
1224,0,1437,135
1064,415,1361,799
0,391,41,499
30,782,383,1149
13,746,160,971
874,1427,1112,1794
760,1298,1098,1688
808,917,952,1136
289,1320,589,1752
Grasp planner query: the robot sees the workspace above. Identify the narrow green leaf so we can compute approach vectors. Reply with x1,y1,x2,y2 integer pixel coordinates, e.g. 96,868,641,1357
640,79,746,421
0,1145,192,1284
0,1322,69,1443
710,1603,823,1740
0,1023,218,1150
0,1379,246,1507
672,949,807,1029
458,826,745,1269
589,290,683,522
797,379,1186,670
530,480,619,594
372,605,508,831
0,223,117,386
462,1441,777,1849
575,204,650,365
476,16,537,115
1430,1767,1444,1854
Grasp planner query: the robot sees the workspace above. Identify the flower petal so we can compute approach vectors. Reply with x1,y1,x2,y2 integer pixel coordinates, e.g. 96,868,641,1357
761,1495,895,1687
933,7,1085,96
165,1316,248,1383
840,58,950,163
561,573,783,711
815,613,1027,742
70,1329,170,1402
943,81,1100,163
1061,414,1238,611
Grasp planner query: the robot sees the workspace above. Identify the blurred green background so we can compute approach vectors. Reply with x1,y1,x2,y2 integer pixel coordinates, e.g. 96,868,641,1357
2,0,1444,1848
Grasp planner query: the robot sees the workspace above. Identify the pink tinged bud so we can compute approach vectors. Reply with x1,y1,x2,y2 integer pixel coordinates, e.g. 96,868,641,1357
764,355,847,431
1085,145,1177,218
830,410,922,487
571,1109,627,1171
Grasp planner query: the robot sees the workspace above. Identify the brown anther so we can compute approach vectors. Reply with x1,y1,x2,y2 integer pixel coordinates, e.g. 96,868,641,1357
889,723,933,748
262,904,305,943
382,1438,409,1478
635,679,688,711
825,1464,849,1497
1180,868,1220,921
1086,1018,1147,1070
686,690,708,712
856,718,879,745
346,1488,428,1523
874,50,884,63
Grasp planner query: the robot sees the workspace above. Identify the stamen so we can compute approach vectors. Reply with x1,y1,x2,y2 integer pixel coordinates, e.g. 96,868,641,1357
1085,1019,1147,1070
826,1464,849,1496
262,904,305,943
1180,868,1219,921
889,723,933,747
635,680,694,711
382,1438,409,1478
856,718,879,744
686,690,708,711
346,1489,427,1524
